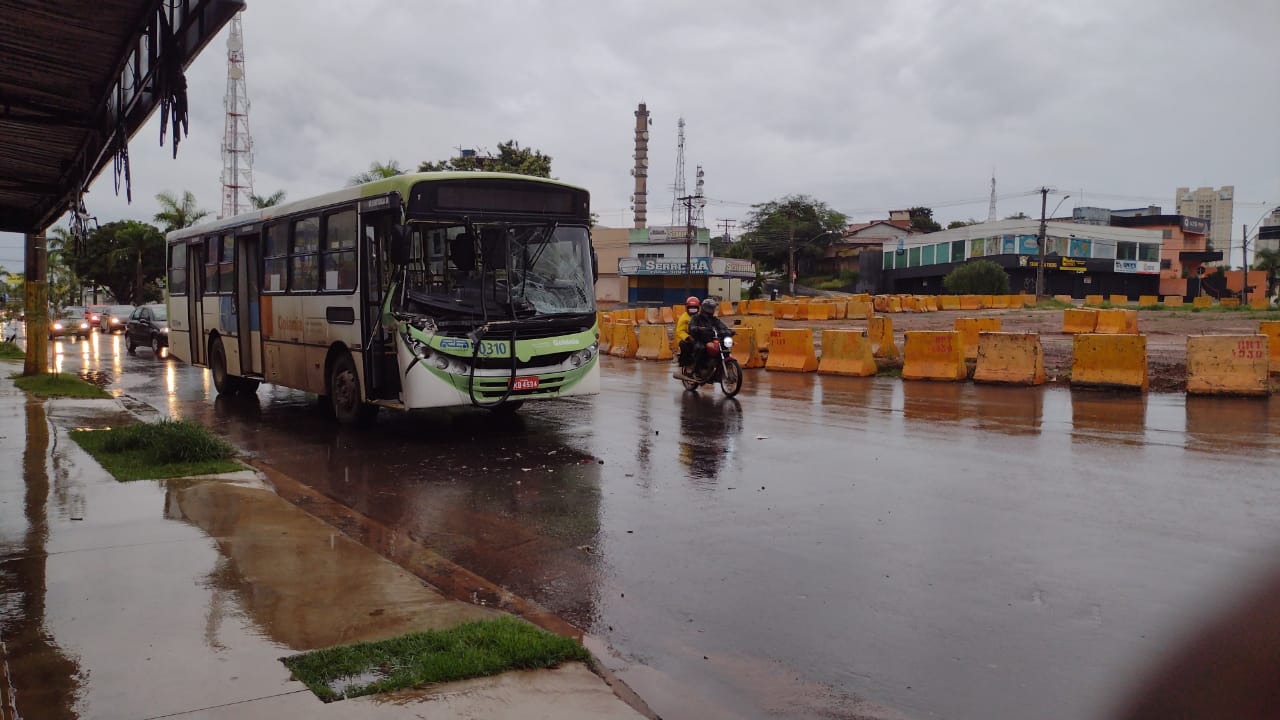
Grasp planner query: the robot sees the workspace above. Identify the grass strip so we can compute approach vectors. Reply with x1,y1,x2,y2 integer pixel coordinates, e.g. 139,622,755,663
12,372,110,399
282,616,590,702
0,342,24,360
70,419,241,481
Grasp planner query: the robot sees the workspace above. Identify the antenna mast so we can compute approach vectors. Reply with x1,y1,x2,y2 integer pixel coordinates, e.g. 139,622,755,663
693,165,706,228
987,170,997,223
220,13,254,218
670,118,686,228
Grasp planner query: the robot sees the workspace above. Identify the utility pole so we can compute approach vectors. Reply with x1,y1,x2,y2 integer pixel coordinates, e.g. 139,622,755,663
22,229,48,376
1242,222,1250,304
717,219,735,256
679,194,696,299
788,211,797,296
1036,186,1050,298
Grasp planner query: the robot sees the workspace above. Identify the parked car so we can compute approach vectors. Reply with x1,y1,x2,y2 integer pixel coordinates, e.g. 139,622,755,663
49,313,90,340
125,304,169,356
86,304,110,330
99,304,135,334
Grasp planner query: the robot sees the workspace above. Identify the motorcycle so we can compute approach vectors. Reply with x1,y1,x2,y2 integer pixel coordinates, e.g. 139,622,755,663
672,331,743,398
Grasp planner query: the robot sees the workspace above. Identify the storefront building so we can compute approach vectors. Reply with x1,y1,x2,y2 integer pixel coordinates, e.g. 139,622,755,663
878,219,1165,298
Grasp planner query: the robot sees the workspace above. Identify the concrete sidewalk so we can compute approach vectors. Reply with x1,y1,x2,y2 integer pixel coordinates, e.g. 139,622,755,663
0,370,646,719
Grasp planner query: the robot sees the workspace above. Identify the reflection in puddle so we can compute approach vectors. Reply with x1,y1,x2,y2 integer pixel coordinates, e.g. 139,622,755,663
1184,396,1276,453
1070,392,1147,446
972,385,1044,437
902,381,965,425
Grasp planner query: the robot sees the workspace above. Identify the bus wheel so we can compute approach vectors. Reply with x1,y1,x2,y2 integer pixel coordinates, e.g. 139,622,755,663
329,352,376,426
209,337,238,395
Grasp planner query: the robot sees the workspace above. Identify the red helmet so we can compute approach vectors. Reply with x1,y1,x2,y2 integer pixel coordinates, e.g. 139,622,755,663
685,296,701,310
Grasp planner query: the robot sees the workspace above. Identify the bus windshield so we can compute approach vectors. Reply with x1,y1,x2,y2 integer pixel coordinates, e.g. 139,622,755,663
397,222,594,319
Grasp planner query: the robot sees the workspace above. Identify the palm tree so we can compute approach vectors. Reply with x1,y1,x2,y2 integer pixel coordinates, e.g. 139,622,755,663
46,227,82,311
1253,247,1280,298
153,190,210,233
250,190,287,208
349,160,404,186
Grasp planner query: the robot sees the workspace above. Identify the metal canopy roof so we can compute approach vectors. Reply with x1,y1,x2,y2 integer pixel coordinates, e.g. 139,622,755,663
0,0,244,234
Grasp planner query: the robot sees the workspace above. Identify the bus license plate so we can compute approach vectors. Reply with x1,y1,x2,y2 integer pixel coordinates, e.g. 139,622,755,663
511,376,539,391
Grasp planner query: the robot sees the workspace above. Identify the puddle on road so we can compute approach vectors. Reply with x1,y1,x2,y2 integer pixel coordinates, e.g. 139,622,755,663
327,669,388,699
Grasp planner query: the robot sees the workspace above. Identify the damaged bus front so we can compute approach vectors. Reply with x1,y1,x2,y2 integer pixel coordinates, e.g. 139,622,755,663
385,177,600,411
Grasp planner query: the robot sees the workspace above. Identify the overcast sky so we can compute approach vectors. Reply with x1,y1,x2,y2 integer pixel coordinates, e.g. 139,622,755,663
3,0,1278,270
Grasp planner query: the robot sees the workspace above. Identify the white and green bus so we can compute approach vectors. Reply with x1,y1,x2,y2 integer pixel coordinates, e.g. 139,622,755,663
165,172,600,423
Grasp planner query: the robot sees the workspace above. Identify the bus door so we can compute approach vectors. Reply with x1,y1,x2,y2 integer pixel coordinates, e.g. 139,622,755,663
360,209,400,399
188,240,206,366
235,231,262,376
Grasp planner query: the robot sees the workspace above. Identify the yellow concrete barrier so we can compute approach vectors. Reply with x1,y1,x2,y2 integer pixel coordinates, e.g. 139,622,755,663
738,316,775,350
926,296,940,312
1163,296,1184,307
1071,334,1147,391
635,325,673,361
818,329,877,377
832,301,848,320
1138,295,1160,308
902,331,967,381
609,320,638,358
1094,308,1138,334
757,300,776,316
598,320,614,354
873,296,888,313
1020,294,1036,307
990,295,1009,309
774,302,798,320
848,300,873,323
902,296,920,312
960,295,980,311
1054,294,1073,304
869,316,900,361
887,297,903,313
644,307,661,324
954,317,1002,359
1220,297,1240,308
1251,297,1270,310
1085,294,1105,307
729,326,765,369
1193,296,1214,308
718,301,736,317
1186,335,1269,396
660,306,674,324
1062,308,1099,334
1108,294,1128,306
765,329,818,372
671,304,686,320
1260,321,1280,373
938,295,961,311
974,332,1045,385
806,303,831,321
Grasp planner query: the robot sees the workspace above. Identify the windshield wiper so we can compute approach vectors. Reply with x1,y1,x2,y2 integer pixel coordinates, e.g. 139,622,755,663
521,222,558,292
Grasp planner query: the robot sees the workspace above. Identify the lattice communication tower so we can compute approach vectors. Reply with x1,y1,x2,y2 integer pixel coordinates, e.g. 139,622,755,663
220,13,254,218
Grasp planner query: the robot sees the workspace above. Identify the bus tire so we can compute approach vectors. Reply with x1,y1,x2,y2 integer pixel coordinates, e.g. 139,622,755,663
209,337,238,395
328,351,376,426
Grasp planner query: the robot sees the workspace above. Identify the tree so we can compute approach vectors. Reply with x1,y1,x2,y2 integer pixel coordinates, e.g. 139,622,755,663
738,196,847,280
350,160,405,185
153,190,210,233
942,260,1010,295
46,227,84,311
947,219,979,229
1253,248,1280,296
906,207,942,233
250,190,287,208
418,140,552,177
1004,212,1030,220
71,221,166,305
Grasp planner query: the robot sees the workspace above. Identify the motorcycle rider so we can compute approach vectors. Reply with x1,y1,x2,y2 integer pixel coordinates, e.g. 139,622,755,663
675,296,700,368
688,297,732,378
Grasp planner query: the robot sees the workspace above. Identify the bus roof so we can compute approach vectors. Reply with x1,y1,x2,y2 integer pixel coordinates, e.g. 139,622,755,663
165,171,589,243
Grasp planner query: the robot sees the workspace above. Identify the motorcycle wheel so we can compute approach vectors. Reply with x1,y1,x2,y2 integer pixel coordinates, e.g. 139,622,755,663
720,358,743,398
682,378,699,392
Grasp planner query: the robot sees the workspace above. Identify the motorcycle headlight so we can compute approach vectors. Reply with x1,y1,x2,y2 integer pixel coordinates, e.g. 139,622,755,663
722,336,734,349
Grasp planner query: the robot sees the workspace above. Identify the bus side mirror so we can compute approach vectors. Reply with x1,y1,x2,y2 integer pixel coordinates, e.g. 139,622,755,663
389,225,411,265
591,248,599,283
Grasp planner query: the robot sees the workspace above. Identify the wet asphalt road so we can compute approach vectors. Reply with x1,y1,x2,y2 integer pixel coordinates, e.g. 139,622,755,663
47,333,1280,720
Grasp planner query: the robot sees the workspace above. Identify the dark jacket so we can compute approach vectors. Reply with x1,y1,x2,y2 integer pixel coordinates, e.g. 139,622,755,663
689,311,730,343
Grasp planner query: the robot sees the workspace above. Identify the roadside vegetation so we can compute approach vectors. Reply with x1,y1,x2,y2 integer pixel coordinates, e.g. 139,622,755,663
12,372,110,399
0,342,23,360
282,616,590,702
71,419,241,481
943,260,1010,295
